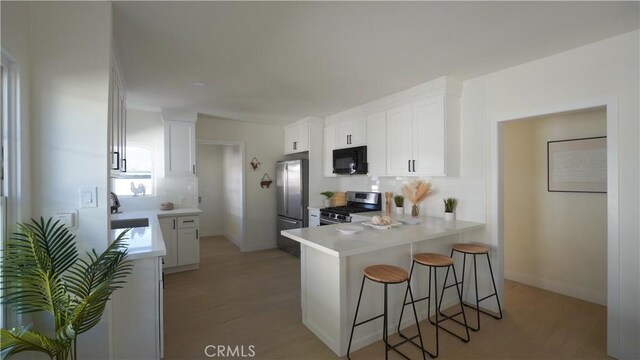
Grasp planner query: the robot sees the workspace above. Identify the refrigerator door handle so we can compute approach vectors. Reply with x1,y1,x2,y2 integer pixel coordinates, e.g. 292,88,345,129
279,218,299,225
284,164,288,215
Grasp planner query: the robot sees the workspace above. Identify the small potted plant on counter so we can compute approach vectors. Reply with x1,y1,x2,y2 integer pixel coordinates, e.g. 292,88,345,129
321,191,335,207
394,195,405,214
443,197,458,221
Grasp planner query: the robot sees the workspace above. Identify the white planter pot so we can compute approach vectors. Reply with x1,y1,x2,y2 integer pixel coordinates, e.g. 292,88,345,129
444,212,456,221
395,207,404,215
324,199,332,207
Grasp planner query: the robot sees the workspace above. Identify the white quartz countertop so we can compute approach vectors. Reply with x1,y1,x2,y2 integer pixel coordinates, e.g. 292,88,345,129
281,212,485,258
111,208,201,260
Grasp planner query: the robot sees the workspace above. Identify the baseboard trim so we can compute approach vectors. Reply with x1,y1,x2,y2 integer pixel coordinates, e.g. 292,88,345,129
241,242,277,252
505,269,606,306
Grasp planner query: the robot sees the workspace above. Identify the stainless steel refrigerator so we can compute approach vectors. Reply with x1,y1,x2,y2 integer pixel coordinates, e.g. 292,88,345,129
276,159,308,257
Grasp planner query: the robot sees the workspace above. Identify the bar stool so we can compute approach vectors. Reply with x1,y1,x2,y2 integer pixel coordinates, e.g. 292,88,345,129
347,265,426,360
397,253,469,358
439,243,503,332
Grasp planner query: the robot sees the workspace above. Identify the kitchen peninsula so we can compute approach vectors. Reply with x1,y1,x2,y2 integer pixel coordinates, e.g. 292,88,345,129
281,213,485,356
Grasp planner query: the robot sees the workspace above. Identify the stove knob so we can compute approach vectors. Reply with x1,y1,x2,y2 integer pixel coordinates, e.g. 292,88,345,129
331,214,337,219
338,215,345,220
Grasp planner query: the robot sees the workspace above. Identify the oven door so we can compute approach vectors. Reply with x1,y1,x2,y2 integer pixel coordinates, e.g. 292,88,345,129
320,217,345,226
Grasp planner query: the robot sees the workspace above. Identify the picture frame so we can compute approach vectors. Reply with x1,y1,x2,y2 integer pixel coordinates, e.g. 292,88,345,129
547,136,607,193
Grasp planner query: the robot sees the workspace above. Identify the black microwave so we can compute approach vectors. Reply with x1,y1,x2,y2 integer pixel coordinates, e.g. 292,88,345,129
333,146,368,175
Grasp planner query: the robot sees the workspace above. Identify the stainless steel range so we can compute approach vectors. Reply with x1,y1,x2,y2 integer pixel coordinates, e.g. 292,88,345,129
320,191,381,225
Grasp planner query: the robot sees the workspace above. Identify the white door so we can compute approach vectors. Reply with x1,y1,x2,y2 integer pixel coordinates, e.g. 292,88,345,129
413,96,446,175
366,111,387,176
386,104,414,175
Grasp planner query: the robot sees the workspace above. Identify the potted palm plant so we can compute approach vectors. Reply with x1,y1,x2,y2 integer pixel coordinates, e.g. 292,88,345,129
0,217,132,359
394,195,405,214
443,198,458,221
320,191,334,207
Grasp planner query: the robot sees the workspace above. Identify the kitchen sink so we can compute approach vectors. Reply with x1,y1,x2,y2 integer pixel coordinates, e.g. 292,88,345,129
111,218,149,229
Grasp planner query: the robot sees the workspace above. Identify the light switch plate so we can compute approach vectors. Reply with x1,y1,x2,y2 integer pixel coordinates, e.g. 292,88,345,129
54,210,78,229
79,186,98,208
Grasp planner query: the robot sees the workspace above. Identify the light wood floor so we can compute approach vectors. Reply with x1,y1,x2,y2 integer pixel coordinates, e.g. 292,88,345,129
164,236,609,359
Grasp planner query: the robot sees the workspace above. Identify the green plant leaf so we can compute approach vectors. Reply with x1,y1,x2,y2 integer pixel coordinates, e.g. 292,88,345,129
0,327,69,358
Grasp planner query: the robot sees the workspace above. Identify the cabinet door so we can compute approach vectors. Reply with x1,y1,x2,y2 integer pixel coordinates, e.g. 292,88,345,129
164,121,196,177
413,96,445,175
323,125,337,177
386,104,414,175
159,218,177,268
110,67,121,171
177,228,200,266
296,122,309,152
335,116,366,149
366,111,386,176
284,125,297,154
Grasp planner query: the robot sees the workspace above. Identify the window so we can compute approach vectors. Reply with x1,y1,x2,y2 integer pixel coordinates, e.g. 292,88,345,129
1,49,20,329
112,143,155,197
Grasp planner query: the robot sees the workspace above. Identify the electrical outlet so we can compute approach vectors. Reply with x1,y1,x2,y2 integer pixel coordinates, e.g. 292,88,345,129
54,210,78,229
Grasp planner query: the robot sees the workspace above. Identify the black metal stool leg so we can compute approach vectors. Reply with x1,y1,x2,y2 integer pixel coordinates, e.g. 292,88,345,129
406,279,427,360
383,284,389,360
397,261,415,334
347,276,366,360
452,265,470,342
473,254,481,331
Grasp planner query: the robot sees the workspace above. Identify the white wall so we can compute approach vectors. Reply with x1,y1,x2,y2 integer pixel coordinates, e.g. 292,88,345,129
467,30,639,358
503,109,607,305
196,144,224,236
222,145,243,246
21,2,113,358
118,108,198,211
197,116,283,251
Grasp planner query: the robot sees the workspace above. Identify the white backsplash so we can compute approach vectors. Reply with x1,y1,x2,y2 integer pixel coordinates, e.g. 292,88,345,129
337,175,485,222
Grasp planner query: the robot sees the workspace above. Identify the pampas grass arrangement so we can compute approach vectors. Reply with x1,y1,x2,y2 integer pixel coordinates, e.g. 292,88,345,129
402,180,434,216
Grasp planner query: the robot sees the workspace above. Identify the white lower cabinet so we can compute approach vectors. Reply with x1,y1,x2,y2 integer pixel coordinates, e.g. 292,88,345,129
160,215,200,272
113,256,163,359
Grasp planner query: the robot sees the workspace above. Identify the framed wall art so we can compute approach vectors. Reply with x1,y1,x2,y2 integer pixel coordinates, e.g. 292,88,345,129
547,136,607,193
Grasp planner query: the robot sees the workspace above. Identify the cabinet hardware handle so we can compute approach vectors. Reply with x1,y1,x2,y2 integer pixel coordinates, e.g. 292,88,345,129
192,164,196,175
112,151,120,170
412,160,416,172
183,220,195,223
196,229,199,239
408,160,411,172
122,158,127,173
173,219,176,229
293,141,297,150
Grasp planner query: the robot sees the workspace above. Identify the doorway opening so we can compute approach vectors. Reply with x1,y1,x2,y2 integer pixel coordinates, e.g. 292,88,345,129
497,105,614,356
196,141,245,250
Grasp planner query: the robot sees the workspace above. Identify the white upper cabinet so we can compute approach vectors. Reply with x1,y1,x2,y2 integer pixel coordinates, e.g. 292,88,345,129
365,111,386,176
110,53,127,175
323,125,337,177
335,116,366,149
386,94,458,176
386,104,415,175
284,121,310,154
162,109,197,177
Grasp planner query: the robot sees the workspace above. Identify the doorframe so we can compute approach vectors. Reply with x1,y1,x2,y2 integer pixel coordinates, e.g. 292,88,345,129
197,140,246,251
490,97,620,358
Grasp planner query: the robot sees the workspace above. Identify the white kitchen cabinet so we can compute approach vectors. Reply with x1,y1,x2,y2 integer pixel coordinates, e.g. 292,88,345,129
159,217,177,268
159,214,200,272
163,120,196,177
335,116,366,149
284,121,310,154
309,208,321,227
386,94,458,176
365,111,386,176
112,256,163,359
109,56,127,174
323,125,337,177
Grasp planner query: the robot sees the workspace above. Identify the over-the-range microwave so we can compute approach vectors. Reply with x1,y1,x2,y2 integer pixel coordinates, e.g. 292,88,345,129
333,146,368,175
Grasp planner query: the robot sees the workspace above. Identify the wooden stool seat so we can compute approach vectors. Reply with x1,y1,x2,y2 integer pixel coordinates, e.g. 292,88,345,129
364,265,408,283
413,253,454,267
452,243,489,254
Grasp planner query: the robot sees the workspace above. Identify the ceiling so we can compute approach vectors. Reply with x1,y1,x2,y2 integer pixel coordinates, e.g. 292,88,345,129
113,1,639,125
